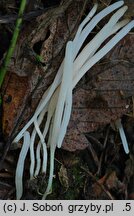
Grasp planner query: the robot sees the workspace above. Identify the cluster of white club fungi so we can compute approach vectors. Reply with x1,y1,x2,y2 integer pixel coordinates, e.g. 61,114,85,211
13,1,134,199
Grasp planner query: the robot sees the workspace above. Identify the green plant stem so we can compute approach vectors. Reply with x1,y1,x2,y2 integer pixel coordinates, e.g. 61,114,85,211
0,0,27,88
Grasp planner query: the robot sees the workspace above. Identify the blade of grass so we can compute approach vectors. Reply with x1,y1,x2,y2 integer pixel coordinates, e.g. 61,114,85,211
0,0,27,89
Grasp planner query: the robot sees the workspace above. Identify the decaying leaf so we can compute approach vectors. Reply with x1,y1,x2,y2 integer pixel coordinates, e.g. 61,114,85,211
58,165,69,191
90,171,125,199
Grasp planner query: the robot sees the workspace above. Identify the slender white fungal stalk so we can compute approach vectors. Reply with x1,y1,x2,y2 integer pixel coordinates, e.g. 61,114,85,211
34,88,60,175
73,20,134,87
30,105,48,178
111,19,130,35
74,6,128,72
115,119,129,154
83,19,130,65
73,4,98,54
74,1,124,57
42,41,73,199
29,130,36,179
15,131,30,199
42,144,54,199
47,115,54,148
57,88,73,148
14,1,134,199
51,41,73,149
34,142,41,176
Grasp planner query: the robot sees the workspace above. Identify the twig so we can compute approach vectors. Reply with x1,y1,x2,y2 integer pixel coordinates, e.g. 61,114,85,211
97,125,110,175
0,9,50,24
81,166,114,200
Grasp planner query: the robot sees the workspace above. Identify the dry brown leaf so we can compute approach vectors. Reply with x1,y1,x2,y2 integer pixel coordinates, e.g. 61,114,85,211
58,165,69,191
91,171,125,198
